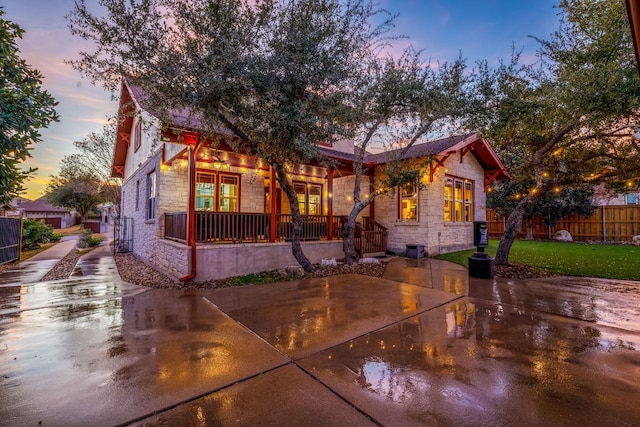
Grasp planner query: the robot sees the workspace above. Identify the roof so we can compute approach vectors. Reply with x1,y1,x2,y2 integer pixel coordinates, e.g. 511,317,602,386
114,83,509,182
319,133,510,181
15,197,70,213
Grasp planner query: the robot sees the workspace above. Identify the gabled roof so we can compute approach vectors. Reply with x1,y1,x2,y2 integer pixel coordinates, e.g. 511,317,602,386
320,133,510,182
16,197,70,213
114,82,509,182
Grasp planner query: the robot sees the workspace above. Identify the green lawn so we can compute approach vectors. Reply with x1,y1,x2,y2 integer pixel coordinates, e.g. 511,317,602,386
436,239,640,281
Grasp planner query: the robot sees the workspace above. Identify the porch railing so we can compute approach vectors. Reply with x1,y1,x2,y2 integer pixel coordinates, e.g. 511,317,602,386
164,211,348,243
354,217,388,257
165,212,187,243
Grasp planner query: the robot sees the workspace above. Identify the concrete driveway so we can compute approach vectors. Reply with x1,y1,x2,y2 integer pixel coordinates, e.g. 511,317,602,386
1,253,639,426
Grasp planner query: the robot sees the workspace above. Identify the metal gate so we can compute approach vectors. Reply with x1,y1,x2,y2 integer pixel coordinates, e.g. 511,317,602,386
0,217,21,264
113,216,133,254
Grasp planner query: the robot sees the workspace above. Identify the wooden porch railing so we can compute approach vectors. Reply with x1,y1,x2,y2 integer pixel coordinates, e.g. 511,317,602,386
165,212,187,242
164,211,348,243
354,217,388,257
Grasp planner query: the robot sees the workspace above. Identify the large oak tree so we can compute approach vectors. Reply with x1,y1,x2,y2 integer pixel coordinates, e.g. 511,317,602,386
474,0,640,264
67,0,395,272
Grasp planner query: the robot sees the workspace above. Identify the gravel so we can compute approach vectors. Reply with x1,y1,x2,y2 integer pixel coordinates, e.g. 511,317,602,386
41,249,83,281
3,245,552,287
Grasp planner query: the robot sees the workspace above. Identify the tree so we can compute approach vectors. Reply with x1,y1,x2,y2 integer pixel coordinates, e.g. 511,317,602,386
340,49,475,263
67,0,395,272
473,0,640,265
487,179,594,239
62,118,122,212
46,162,105,222
0,10,58,204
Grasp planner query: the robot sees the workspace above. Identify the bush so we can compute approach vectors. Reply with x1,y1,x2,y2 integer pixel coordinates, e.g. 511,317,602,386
22,219,62,251
77,229,103,248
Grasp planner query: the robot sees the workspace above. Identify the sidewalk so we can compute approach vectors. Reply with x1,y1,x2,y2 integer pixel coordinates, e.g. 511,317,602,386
0,239,78,286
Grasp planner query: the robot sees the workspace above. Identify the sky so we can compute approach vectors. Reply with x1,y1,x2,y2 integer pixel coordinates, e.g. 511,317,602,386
3,0,561,200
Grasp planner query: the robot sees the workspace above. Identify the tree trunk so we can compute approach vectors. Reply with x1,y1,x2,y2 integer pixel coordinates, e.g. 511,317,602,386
495,200,528,265
342,210,360,264
274,164,315,273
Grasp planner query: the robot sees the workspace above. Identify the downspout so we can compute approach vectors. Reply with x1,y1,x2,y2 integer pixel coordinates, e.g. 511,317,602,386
180,141,202,282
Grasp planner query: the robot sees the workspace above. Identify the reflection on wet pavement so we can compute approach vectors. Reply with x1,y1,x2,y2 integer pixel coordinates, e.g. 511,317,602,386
71,254,121,278
470,275,640,334
1,252,639,426
0,288,288,426
0,260,58,286
132,364,377,427
299,296,640,427
203,274,461,359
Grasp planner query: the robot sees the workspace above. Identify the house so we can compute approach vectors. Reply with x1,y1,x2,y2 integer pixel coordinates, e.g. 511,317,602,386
5,197,77,229
112,82,509,282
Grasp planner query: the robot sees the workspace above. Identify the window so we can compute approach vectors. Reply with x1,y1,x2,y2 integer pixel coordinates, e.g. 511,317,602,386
147,170,157,219
294,182,322,215
195,171,239,212
134,119,142,152
196,172,216,211
464,181,474,221
444,178,453,222
135,180,140,211
400,183,418,221
626,193,639,205
445,177,473,223
219,175,239,212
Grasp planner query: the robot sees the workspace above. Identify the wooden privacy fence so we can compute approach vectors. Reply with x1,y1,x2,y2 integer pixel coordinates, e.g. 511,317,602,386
0,217,21,265
487,206,640,242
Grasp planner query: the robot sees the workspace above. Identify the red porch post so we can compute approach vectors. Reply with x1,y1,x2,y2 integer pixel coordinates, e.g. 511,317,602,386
327,169,334,240
369,175,375,219
269,166,277,243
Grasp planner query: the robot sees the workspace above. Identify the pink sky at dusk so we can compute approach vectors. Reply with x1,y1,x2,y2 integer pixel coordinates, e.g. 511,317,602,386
4,0,559,200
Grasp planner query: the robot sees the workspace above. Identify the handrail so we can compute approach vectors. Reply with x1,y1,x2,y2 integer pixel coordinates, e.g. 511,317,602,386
355,217,388,257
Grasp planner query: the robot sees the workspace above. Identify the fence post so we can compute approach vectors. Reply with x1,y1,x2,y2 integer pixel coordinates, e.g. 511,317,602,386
602,205,606,242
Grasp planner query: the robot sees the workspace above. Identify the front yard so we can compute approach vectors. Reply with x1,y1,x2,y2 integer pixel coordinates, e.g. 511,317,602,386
436,239,640,281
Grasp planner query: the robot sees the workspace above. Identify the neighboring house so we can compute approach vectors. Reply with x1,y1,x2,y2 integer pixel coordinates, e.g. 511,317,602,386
7,197,77,229
112,82,509,282
592,183,640,206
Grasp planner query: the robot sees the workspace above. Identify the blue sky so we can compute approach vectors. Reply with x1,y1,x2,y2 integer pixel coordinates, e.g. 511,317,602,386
4,0,560,199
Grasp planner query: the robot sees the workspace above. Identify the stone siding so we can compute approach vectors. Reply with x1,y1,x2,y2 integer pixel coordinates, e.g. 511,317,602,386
194,240,344,281
375,152,487,256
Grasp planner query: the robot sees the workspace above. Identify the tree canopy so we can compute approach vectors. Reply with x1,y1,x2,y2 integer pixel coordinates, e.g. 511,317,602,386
67,0,396,271
473,0,640,264
339,48,478,263
0,10,58,204
46,160,106,222
63,118,122,211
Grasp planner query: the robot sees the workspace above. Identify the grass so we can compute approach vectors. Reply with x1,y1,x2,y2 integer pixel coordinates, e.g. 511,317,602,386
435,239,640,281
54,224,83,236
19,243,57,262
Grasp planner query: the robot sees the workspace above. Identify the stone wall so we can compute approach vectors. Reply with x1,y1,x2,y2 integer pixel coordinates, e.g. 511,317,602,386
375,152,487,256
194,240,344,281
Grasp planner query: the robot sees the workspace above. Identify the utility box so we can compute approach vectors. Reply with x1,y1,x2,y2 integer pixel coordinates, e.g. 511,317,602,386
406,244,425,258
473,221,489,248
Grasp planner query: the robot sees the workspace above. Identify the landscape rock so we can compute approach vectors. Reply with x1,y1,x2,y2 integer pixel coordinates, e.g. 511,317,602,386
554,230,573,242
321,258,337,267
358,258,380,264
633,235,640,246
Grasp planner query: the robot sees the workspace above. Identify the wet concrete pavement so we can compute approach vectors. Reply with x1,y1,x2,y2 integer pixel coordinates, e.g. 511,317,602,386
0,249,639,426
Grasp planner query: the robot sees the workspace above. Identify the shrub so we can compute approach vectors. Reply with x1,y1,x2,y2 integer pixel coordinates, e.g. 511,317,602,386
21,219,62,251
77,228,103,248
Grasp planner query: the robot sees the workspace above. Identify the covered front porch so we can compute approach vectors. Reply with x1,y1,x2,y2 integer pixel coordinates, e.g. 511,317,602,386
163,211,388,258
